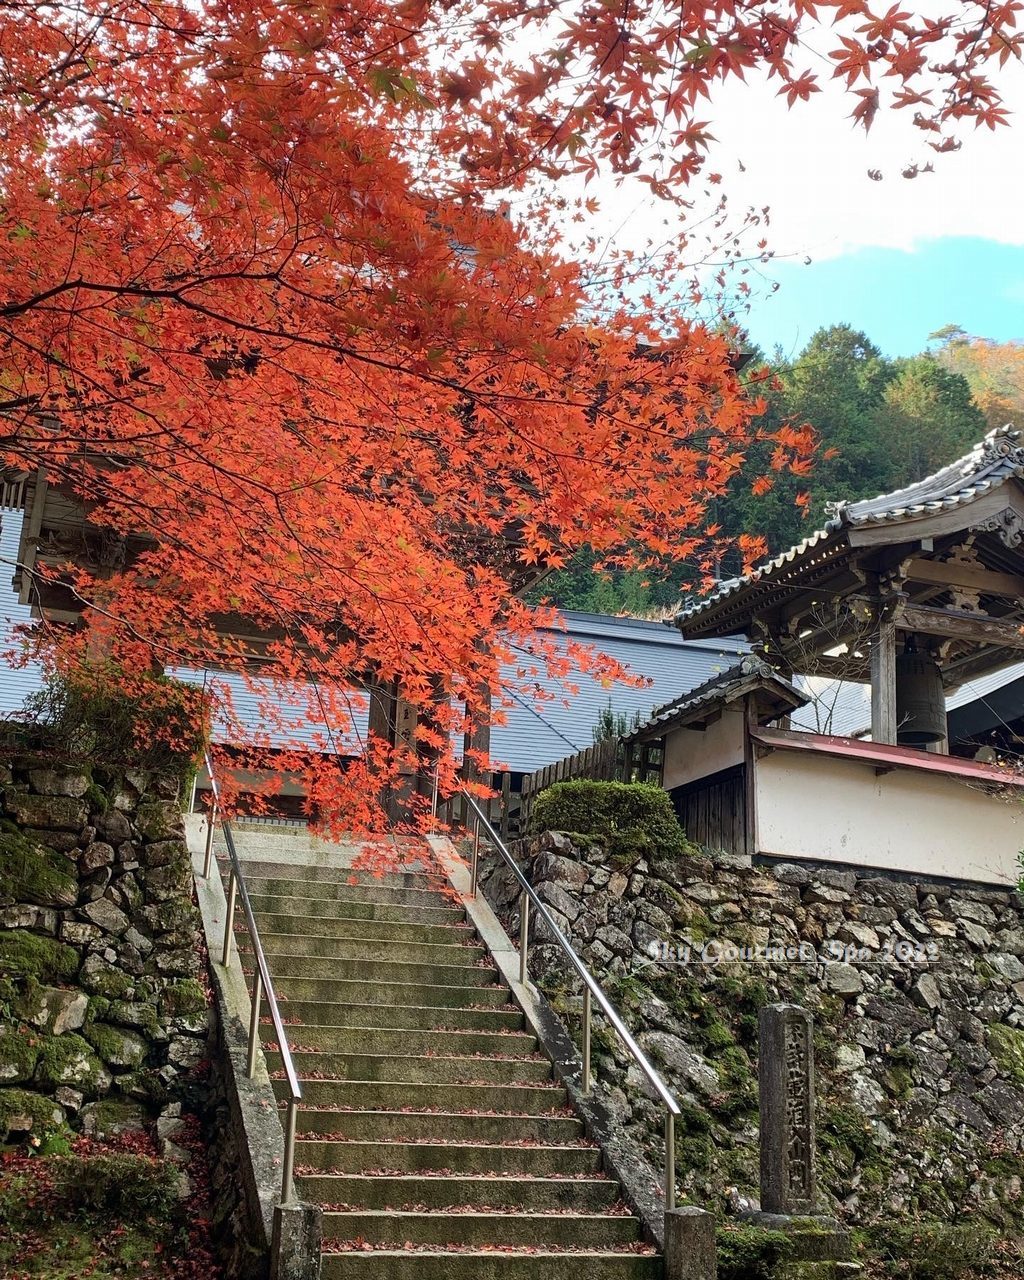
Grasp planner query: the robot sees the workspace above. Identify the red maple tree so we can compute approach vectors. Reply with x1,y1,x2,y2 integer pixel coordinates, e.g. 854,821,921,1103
0,1,1016,825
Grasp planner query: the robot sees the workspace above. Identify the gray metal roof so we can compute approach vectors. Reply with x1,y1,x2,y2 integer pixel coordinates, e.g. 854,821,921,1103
0,507,749,773
675,425,1024,628
493,614,748,771
0,509,43,715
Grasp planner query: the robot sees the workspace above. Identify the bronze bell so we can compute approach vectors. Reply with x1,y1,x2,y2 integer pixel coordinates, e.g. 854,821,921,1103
895,650,947,746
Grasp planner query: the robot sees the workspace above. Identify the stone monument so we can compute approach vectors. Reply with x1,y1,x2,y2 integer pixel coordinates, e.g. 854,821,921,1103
740,1004,860,1277
760,1003,817,1216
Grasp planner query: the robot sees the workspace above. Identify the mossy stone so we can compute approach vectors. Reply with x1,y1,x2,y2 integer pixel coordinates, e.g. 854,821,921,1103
5,793,88,832
0,1023,41,1083
0,930,79,983
84,1022,147,1068
0,1086,65,1137
80,957,134,1000
988,1023,1024,1087
135,800,181,842
34,1032,112,1097
0,830,77,908
160,978,206,1018
80,1098,149,1137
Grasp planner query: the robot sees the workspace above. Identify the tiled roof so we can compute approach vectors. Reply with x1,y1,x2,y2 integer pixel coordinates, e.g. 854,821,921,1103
675,426,1024,627
624,656,806,742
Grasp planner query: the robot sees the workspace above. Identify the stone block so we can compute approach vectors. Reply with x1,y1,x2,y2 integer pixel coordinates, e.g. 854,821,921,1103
82,897,130,936
79,842,115,873
21,984,90,1035
664,1206,716,1280
6,793,88,831
136,800,183,842
271,1202,322,1280
28,768,90,798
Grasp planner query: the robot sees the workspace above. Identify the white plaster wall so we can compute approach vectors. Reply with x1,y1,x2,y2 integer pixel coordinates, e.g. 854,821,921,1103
754,750,1024,886
663,707,745,791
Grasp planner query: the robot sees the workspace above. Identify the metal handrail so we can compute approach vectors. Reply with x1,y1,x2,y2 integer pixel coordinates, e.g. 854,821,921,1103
455,789,681,1211
202,752,302,1207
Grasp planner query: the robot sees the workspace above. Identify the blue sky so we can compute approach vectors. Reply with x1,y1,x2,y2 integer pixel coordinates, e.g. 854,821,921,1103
739,237,1024,360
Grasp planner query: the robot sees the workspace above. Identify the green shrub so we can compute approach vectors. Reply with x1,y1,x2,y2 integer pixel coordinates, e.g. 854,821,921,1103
17,667,207,783
866,1221,997,1280
530,780,692,860
52,1153,182,1217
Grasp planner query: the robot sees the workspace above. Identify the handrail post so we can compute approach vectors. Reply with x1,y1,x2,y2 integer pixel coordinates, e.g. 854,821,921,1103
222,867,237,967
582,987,592,1093
247,969,263,1078
281,1096,298,1207
665,1108,676,1211
519,890,530,984
470,815,480,899
203,800,218,879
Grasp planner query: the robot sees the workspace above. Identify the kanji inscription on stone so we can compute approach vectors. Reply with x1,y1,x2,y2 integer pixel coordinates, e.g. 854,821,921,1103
759,1003,817,1216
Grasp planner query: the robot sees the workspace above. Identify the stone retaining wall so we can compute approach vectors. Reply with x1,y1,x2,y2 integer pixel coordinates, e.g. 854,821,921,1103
0,756,209,1140
479,834,1024,1232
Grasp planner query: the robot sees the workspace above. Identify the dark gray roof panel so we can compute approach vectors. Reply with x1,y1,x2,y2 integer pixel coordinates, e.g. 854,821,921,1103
494,616,748,772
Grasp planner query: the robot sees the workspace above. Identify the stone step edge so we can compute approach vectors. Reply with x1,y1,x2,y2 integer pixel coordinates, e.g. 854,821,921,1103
296,1139,597,1152
298,1173,613,1187
282,1106,577,1120
275,1048,548,1065
320,1246,658,1257
241,933,484,952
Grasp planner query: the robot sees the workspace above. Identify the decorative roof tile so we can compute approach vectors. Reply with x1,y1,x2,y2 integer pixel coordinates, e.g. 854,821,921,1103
624,656,806,742
674,426,1024,628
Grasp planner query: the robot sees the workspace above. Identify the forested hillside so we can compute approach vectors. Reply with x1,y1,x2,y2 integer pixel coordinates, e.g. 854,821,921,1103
535,325,1024,615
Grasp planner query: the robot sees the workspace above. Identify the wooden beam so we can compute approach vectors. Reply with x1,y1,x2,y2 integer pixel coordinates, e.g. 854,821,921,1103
898,603,1024,651
904,557,1024,599
870,618,897,744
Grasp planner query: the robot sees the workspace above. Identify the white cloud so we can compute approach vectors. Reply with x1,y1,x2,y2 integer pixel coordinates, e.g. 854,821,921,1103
540,57,1024,269
706,63,1024,261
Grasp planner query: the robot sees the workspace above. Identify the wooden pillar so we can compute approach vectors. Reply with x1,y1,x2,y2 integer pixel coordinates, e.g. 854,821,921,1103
870,618,898,745
367,678,398,747
461,685,492,791
743,694,758,858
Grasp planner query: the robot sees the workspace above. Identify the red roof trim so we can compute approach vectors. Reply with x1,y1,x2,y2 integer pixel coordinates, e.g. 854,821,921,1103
750,727,1024,788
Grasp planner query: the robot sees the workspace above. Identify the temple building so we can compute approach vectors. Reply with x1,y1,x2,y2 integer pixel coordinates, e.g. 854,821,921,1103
623,427,1024,886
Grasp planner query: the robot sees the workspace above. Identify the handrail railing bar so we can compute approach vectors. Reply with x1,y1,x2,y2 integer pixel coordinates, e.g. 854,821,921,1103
202,754,302,1161
205,756,302,1109
459,790,680,1117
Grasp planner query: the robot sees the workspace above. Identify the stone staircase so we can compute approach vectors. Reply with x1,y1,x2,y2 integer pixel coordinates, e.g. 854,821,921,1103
227,833,664,1279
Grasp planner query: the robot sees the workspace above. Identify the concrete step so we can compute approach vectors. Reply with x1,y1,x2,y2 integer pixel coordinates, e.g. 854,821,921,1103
243,933,486,966
294,1139,601,1176
297,1172,618,1212
319,1209,642,1248
292,1108,585,1145
267,1049,551,1085
274,1079,567,1113
231,860,448,892
269,976,511,1009
320,1250,661,1280
262,1002,524,1031
245,877,458,909
247,893,465,926
263,1025,537,1058
245,954,497,987
249,913,475,946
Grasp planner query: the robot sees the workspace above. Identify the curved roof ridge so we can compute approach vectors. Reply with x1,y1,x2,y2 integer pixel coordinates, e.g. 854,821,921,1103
674,426,1024,627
